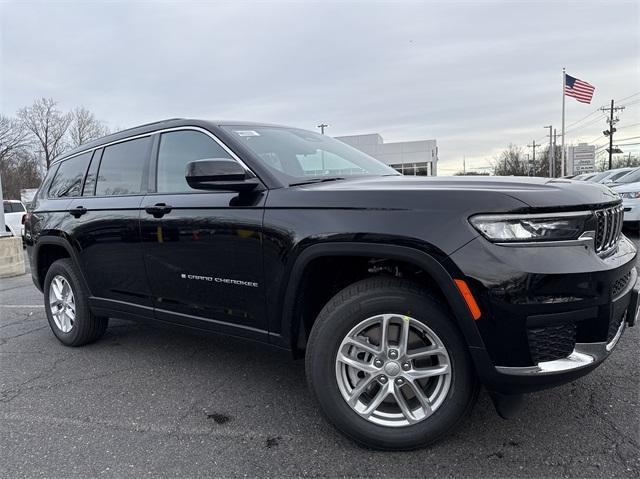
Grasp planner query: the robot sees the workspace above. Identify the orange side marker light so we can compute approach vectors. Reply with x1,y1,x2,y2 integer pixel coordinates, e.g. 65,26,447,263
454,279,481,320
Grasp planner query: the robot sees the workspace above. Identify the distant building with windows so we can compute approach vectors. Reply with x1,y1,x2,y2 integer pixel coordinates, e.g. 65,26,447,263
567,143,596,175
336,133,438,176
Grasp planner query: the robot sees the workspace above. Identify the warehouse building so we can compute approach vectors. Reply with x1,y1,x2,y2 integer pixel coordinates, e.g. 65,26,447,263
336,133,438,176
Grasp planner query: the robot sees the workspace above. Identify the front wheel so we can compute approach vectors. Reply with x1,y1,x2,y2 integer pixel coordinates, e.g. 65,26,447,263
305,277,478,450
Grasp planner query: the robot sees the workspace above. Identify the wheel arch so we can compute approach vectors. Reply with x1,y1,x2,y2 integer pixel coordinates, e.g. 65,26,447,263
278,242,486,355
33,235,91,294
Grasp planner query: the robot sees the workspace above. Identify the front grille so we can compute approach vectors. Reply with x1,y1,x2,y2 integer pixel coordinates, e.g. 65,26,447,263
528,323,576,363
595,204,624,255
612,271,632,298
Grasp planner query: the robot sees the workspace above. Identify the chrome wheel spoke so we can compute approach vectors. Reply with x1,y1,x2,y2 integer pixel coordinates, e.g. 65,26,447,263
362,382,391,416
393,384,419,424
398,316,410,356
405,379,433,416
379,314,391,351
336,351,377,374
407,364,450,380
347,375,376,407
344,336,380,356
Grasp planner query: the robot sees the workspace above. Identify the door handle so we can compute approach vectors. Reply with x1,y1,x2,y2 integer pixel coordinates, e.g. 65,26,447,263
69,206,87,218
145,203,173,218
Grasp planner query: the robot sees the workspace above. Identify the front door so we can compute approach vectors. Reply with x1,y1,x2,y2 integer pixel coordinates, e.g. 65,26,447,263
140,129,267,340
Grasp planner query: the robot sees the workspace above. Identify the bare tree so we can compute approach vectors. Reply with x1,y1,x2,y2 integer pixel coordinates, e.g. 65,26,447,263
69,107,109,147
18,98,72,170
492,144,530,176
0,115,28,163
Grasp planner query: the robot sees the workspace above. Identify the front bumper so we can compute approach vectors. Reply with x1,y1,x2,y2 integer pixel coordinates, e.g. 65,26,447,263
450,233,638,394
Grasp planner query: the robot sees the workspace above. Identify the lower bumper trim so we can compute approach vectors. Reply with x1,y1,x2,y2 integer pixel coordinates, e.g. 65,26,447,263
495,321,625,376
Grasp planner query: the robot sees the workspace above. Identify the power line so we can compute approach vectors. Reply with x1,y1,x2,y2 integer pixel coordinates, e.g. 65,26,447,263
616,92,640,103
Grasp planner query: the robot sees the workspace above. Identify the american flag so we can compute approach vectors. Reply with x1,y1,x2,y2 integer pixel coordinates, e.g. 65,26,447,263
565,74,595,104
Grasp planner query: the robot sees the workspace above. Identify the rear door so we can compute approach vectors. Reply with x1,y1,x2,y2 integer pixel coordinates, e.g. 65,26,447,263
68,136,154,314
139,128,268,340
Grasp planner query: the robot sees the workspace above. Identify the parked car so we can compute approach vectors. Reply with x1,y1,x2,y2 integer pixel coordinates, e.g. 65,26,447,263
607,167,640,187
598,167,636,185
3,200,27,244
25,119,639,450
612,178,640,226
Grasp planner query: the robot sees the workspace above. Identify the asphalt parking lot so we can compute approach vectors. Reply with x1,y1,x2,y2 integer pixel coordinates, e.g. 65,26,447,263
1,237,639,478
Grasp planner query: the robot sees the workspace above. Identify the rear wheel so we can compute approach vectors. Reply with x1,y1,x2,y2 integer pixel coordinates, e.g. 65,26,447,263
306,277,478,450
44,258,108,346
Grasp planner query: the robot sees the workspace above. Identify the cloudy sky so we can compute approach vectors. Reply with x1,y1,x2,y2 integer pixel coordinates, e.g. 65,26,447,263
1,0,638,173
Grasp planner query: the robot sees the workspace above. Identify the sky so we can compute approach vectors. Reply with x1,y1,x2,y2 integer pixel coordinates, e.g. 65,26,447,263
1,0,639,174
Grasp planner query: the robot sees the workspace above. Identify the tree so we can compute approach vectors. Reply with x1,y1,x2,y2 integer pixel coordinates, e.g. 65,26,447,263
0,115,28,163
492,144,530,176
0,148,41,200
69,107,109,147
18,98,72,170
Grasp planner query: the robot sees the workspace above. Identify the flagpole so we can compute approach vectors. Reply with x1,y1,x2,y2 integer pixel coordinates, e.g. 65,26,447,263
561,67,566,176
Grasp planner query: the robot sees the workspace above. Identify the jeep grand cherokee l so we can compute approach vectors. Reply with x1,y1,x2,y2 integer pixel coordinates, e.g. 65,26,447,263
25,119,638,450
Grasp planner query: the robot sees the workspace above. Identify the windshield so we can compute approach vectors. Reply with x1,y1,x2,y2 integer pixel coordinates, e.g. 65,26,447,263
614,168,640,184
589,171,612,182
603,169,633,182
221,125,399,185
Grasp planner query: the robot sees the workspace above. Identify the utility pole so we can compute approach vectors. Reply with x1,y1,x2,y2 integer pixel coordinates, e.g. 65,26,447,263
600,100,625,170
544,125,554,177
527,140,538,176
317,123,329,135
463,156,466,175
553,128,558,176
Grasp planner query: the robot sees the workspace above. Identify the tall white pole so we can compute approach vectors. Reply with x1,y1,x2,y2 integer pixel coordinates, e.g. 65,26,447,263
0,174,7,237
561,67,566,176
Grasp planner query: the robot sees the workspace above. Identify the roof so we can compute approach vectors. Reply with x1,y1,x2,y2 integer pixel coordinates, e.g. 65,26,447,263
52,118,289,164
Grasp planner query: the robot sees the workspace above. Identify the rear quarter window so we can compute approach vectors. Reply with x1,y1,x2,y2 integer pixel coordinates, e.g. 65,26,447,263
48,152,92,198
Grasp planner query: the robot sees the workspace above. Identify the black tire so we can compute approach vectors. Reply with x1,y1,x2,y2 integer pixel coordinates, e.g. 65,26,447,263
43,258,108,347
305,277,479,450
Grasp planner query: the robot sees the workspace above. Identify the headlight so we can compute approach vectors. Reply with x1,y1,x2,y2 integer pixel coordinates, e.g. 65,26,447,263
469,212,591,242
619,191,640,199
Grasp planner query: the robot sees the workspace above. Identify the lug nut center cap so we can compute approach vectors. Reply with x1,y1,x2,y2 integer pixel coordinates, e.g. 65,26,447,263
383,361,401,377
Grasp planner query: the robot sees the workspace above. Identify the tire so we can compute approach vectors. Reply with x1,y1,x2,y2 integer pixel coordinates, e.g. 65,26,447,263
305,277,479,450
43,258,108,347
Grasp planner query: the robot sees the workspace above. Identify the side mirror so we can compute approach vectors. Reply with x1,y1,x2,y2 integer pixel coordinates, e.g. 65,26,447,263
185,158,260,192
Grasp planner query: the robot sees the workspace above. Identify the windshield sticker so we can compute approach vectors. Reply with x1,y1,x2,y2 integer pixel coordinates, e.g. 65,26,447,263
234,130,260,137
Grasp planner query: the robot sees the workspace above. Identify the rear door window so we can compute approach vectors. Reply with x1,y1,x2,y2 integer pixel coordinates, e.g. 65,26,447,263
48,152,92,198
11,203,25,213
96,137,151,196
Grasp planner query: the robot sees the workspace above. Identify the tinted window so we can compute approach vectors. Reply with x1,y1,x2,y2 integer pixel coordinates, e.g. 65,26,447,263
48,152,92,198
83,149,102,196
156,130,233,193
11,202,25,213
3,202,10,213
96,137,150,196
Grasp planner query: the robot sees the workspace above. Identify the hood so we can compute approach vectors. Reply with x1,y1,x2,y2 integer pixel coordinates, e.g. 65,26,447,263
611,181,640,194
301,175,620,209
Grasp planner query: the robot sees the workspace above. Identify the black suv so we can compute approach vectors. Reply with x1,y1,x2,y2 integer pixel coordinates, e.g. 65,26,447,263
25,119,638,450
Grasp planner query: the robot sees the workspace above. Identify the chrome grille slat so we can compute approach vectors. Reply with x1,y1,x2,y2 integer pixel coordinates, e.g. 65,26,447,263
594,204,623,255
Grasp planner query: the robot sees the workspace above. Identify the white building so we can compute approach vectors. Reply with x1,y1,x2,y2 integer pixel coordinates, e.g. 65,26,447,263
567,143,596,175
336,133,438,176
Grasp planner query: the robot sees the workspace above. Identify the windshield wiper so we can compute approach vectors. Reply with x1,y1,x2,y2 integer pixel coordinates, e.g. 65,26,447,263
290,177,346,186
